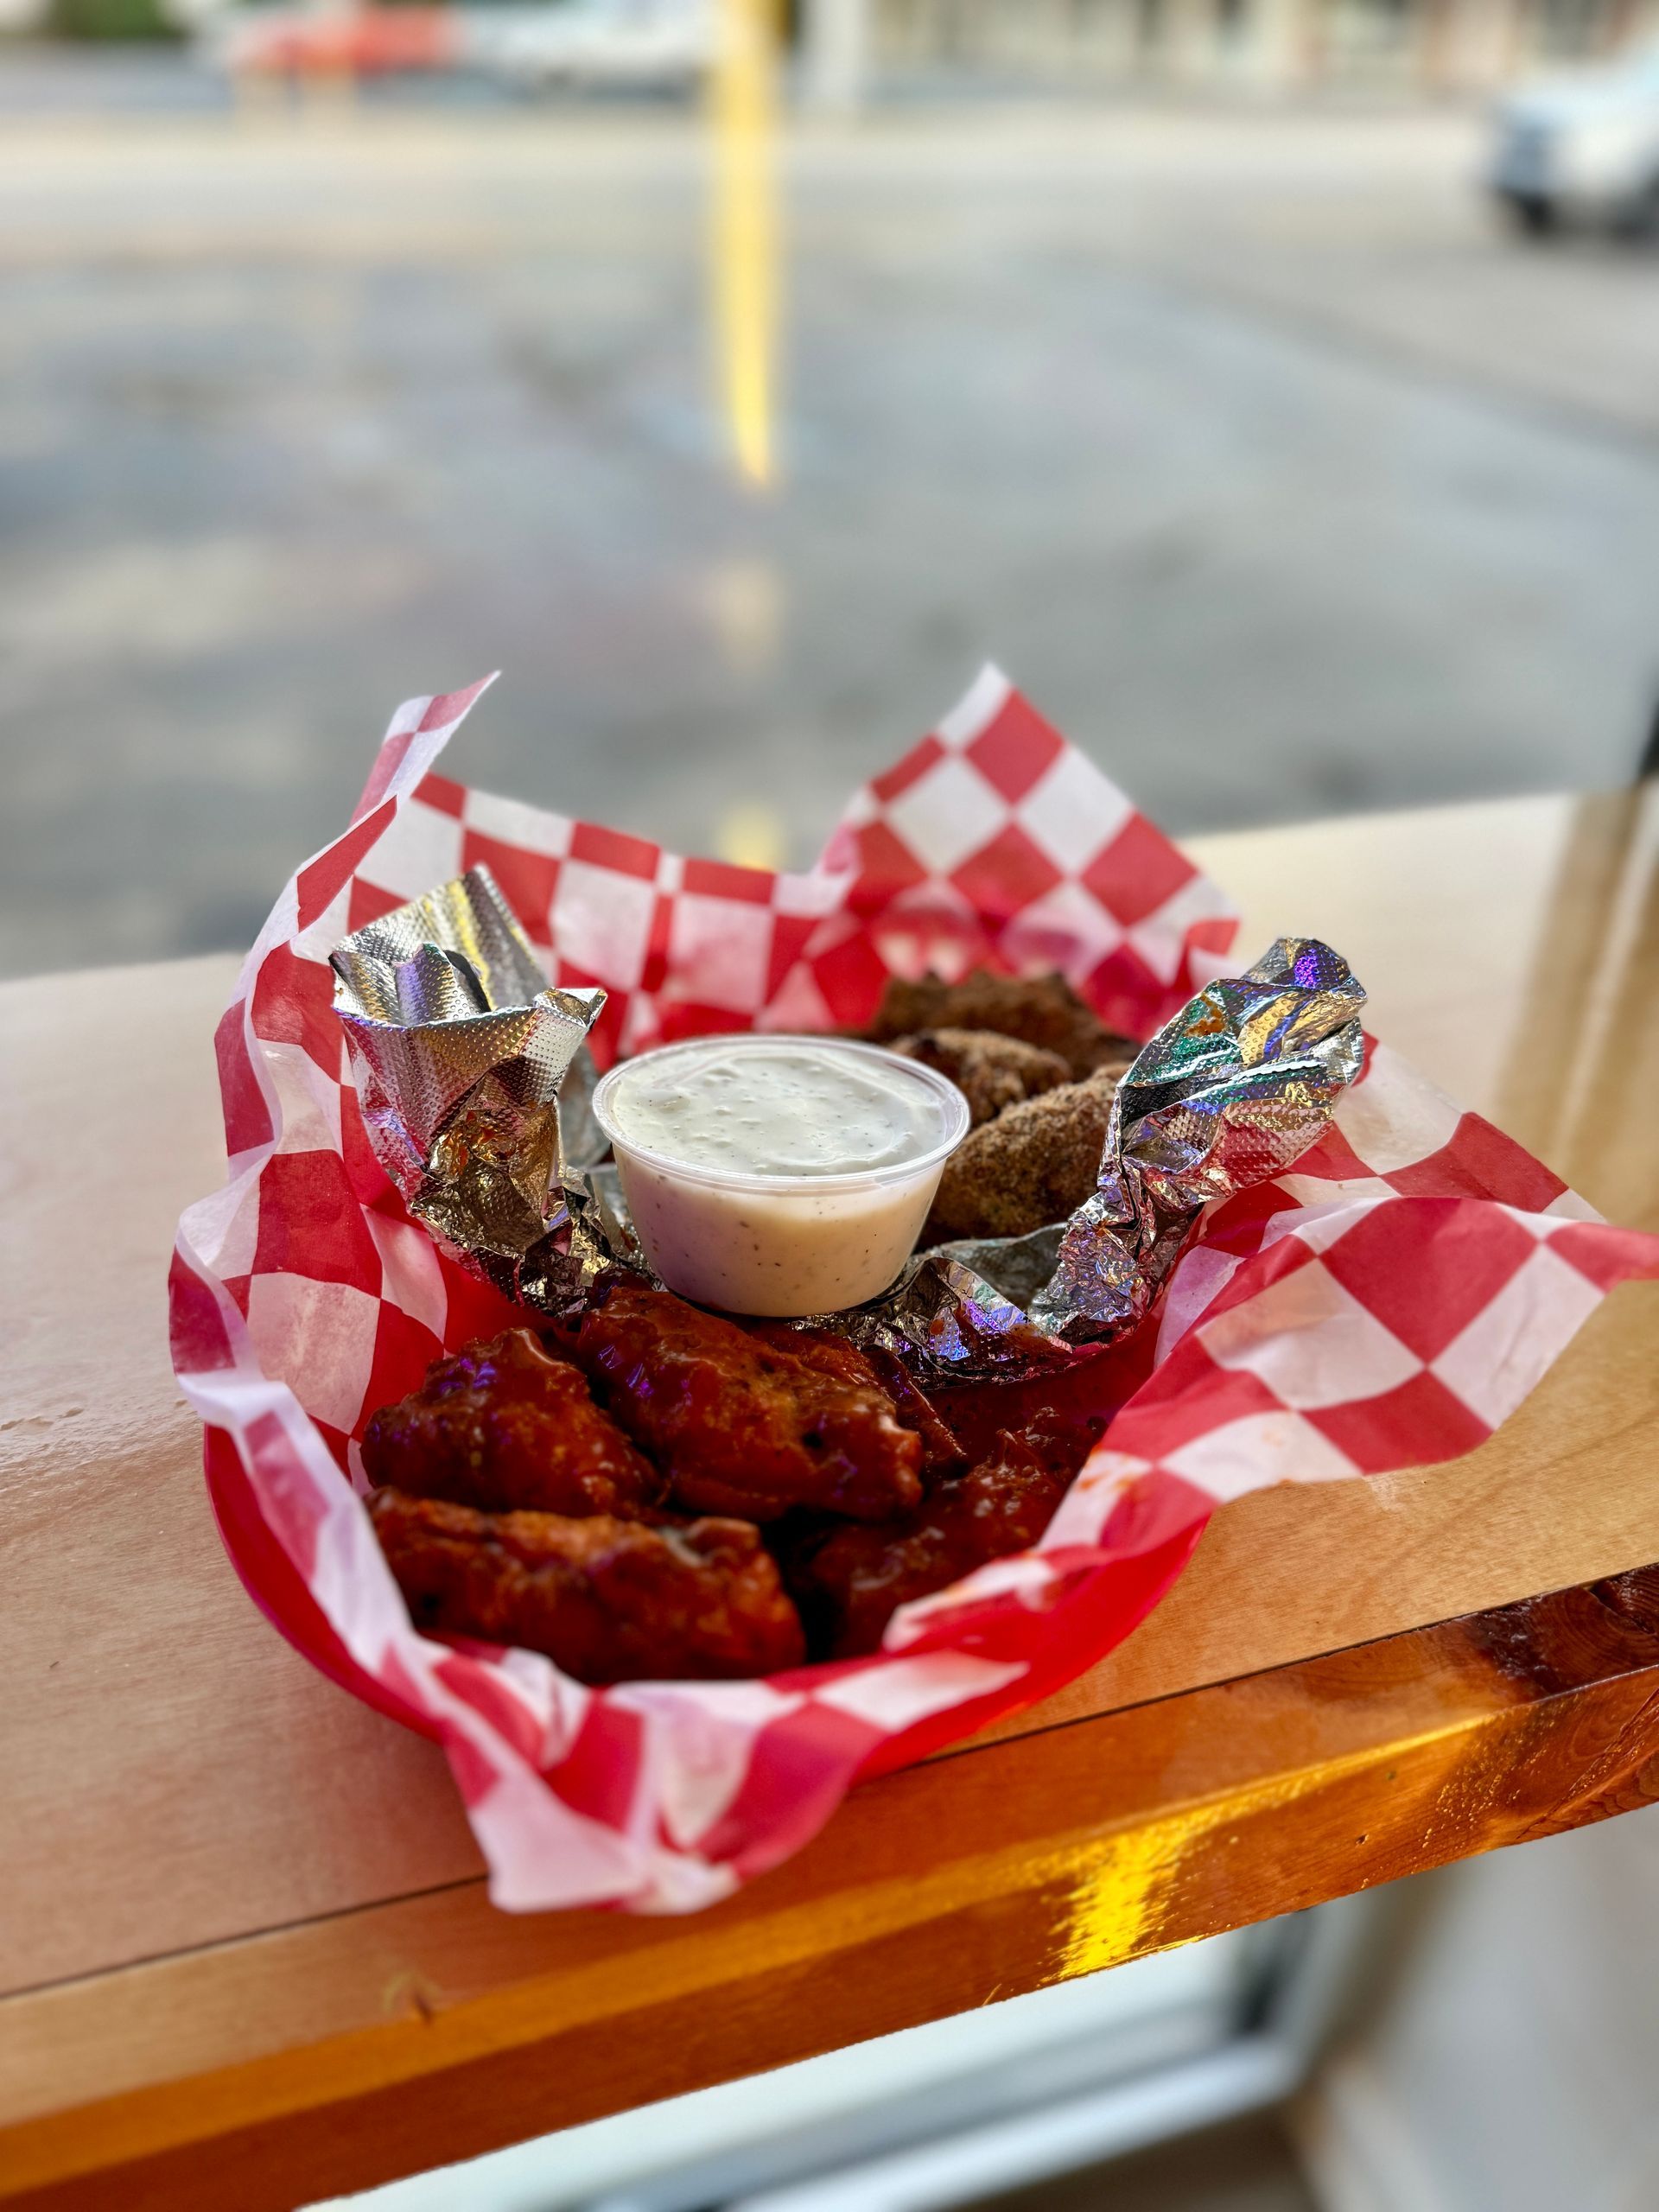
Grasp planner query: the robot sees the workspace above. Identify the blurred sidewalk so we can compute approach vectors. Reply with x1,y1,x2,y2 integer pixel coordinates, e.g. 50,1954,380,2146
4,78,1658,975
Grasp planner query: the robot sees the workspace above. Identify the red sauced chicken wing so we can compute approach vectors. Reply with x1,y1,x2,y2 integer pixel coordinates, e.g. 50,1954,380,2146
361,1326,664,1520
745,1322,967,1478
369,1488,804,1684
562,1281,923,1522
782,1428,1071,1659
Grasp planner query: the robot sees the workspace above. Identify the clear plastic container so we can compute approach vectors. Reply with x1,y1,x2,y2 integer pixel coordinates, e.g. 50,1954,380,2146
590,1033,971,1318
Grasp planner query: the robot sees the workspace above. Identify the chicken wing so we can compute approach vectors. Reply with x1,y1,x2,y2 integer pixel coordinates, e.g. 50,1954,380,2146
563,1281,922,1522
922,1069,1120,1245
362,1327,664,1520
888,1027,1071,1126
369,1488,804,1684
864,969,1135,1082
782,1428,1070,1658
746,1322,966,1478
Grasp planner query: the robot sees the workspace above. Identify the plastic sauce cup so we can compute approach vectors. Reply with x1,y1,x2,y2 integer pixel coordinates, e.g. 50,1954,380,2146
589,1033,971,1318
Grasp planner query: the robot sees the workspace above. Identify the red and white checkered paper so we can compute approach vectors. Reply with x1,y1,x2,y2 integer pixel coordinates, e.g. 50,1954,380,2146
170,668,1659,1912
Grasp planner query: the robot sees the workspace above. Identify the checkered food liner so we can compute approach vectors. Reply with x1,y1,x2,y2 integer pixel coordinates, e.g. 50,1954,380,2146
169,667,1659,1911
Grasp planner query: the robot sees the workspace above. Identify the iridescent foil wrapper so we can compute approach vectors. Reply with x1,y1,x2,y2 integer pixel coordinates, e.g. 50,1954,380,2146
334,871,1363,1383
1037,935,1365,1333
330,867,605,1271
866,935,1366,1380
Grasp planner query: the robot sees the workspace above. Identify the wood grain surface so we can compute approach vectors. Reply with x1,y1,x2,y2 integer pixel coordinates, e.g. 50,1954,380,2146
6,1569,1659,2210
2,787,1655,2206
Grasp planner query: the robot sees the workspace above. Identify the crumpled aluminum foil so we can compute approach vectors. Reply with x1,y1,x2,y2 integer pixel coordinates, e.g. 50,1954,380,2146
330,867,605,1266
859,936,1366,1379
333,873,1364,1383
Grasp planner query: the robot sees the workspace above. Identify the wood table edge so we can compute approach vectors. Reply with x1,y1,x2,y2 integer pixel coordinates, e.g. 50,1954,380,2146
6,1562,1659,2212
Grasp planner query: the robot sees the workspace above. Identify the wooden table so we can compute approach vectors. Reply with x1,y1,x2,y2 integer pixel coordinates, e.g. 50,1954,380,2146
3,789,1657,2212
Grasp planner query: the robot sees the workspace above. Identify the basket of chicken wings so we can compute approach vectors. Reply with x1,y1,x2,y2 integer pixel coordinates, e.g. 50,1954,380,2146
359,965,1154,1685
170,669,1656,1911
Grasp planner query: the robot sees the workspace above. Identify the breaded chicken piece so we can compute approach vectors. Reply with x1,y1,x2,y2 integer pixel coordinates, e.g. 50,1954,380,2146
370,1489,804,1684
890,1027,1071,1127
781,1429,1070,1659
922,1069,1118,1245
562,1281,923,1523
866,969,1134,1081
362,1327,664,1520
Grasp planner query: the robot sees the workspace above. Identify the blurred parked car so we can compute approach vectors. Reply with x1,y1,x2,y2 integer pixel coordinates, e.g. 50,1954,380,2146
462,0,710,92
210,3,456,75
202,0,711,91
1490,41,1659,234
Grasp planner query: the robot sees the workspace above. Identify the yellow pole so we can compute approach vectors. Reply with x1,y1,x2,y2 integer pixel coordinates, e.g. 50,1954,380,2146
710,0,781,489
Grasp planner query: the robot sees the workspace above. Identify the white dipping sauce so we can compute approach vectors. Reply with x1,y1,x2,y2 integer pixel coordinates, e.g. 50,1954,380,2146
591,1034,970,1318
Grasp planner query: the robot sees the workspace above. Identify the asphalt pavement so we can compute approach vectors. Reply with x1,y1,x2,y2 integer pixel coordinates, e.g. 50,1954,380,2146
4,78,1658,976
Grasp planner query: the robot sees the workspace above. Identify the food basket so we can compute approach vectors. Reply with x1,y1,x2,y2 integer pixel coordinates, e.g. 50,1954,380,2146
169,670,1659,1911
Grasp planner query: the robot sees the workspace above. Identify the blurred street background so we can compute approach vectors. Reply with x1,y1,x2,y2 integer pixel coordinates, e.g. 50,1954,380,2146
5,3,1659,978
